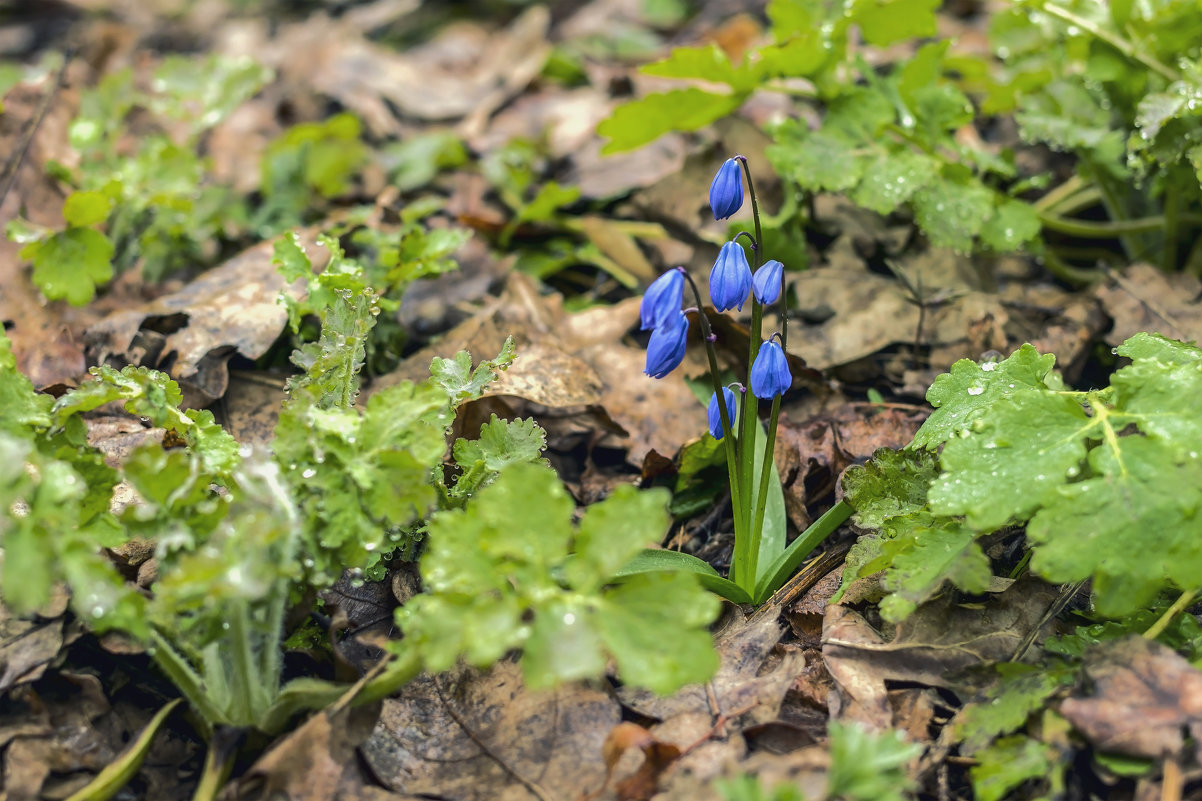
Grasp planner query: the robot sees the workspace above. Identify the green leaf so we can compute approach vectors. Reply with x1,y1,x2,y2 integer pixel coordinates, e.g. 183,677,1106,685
955,665,1073,754
850,150,938,214
970,736,1056,801
1028,436,1202,616
876,515,991,621
430,336,516,403
911,344,1056,450
826,720,921,801
843,448,937,528
641,44,739,85
399,463,721,693
62,190,113,227
979,198,1042,252
911,171,995,252
598,89,744,154
930,391,1093,531
0,331,52,433
847,0,939,46
23,227,114,305
613,548,753,604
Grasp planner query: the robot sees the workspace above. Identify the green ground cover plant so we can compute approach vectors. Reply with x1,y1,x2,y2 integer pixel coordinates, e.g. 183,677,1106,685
600,0,1202,276
0,225,720,798
838,333,1202,799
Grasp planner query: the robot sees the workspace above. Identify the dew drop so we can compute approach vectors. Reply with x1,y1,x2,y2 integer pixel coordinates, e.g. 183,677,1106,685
982,362,997,372
967,386,984,396
563,613,576,625
301,468,317,479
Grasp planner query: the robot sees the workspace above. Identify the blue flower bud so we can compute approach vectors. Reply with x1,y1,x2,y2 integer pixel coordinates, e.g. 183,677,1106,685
707,387,738,440
644,311,689,379
709,158,744,220
709,241,752,312
752,259,783,305
750,339,790,399
640,269,685,331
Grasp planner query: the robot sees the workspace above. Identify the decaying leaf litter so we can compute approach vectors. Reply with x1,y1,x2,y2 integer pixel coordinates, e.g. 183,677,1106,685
3,1,1202,800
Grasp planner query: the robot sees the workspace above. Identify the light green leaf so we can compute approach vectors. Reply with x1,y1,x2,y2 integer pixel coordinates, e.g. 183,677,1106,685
598,89,744,154
930,391,1093,531
877,515,991,621
912,172,995,252
847,0,939,46
970,736,1056,801
979,198,1042,252
62,190,113,227
1028,437,1202,616
911,344,1056,450
23,227,114,306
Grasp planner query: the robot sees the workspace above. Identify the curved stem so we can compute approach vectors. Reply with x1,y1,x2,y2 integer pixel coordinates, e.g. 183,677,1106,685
1033,0,1178,81
679,269,745,540
1038,210,1192,237
1144,588,1198,641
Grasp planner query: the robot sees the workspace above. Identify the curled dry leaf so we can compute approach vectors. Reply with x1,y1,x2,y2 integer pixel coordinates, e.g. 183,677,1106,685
822,578,1062,730
600,721,682,801
1059,636,1202,760
84,233,316,407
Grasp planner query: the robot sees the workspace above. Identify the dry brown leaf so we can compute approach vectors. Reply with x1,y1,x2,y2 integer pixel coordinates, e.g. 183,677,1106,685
85,234,315,407
601,721,683,801
361,661,619,801
1096,263,1202,347
230,702,381,801
822,578,1062,729
1059,636,1202,760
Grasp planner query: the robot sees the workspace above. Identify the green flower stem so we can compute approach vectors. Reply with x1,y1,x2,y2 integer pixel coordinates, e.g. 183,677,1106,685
734,156,765,593
1032,174,1086,213
747,393,783,587
1144,587,1198,641
1037,210,1195,238
1033,0,1178,81
736,303,763,590
680,270,745,547
1040,249,1107,285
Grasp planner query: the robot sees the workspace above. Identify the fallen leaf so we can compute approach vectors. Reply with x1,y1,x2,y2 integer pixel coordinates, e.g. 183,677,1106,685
1059,636,1202,760
361,660,619,801
822,578,1062,729
1096,263,1202,347
84,234,314,407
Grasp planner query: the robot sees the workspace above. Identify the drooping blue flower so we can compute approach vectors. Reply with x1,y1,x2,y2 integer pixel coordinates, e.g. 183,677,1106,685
750,339,790,399
709,241,752,312
640,269,685,331
707,387,739,440
644,311,689,379
752,260,783,305
709,158,744,220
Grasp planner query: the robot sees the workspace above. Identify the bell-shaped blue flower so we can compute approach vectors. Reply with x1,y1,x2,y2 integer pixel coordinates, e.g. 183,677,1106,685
640,269,685,331
707,387,738,440
709,241,752,312
750,339,790,399
644,311,689,379
752,260,783,305
709,158,744,220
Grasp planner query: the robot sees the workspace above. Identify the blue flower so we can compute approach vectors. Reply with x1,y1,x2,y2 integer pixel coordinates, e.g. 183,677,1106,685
709,158,744,220
644,312,689,379
750,339,790,399
707,387,738,440
640,269,685,331
709,241,752,312
752,260,783,305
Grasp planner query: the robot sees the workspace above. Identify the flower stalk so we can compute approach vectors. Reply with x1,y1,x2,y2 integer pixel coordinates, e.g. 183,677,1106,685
636,155,851,604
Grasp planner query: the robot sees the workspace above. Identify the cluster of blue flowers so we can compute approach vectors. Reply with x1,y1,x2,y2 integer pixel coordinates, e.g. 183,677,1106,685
639,157,792,440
